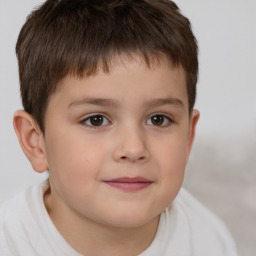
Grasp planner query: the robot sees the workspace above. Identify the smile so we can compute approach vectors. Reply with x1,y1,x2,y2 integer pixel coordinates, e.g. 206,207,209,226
103,177,153,192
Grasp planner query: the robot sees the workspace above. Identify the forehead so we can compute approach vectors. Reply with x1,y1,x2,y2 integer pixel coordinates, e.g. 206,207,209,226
51,54,188,110
57,52,184,86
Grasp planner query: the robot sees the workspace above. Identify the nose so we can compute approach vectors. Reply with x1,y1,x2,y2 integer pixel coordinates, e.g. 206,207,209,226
112,126,150,164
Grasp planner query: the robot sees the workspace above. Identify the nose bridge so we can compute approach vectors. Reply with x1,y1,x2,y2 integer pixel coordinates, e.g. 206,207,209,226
113,123,149,163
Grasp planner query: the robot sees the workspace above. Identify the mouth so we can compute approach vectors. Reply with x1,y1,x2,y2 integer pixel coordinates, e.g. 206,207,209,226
103,177,153,192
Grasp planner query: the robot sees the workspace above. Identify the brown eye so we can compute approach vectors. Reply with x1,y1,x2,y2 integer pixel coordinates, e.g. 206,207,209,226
146,114,172,127
151,115,164,126
90,116,104,126
83,115,110,127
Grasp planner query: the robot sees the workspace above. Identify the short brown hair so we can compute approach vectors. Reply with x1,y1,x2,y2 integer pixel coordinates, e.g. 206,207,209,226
16,0,198,132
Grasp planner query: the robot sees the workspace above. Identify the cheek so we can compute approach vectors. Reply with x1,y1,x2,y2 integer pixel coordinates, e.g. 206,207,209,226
156,134,188,170
153,134,188,191
45,131,108,187
45,135,108,207
158,149,186,186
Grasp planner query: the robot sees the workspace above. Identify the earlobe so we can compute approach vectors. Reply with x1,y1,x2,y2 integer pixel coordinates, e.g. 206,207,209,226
13,110,48,173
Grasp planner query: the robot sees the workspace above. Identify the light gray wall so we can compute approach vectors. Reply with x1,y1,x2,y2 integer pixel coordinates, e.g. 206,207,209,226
0,1,255,255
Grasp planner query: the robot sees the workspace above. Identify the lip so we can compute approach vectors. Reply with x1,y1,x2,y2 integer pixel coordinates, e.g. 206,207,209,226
103,177,153,192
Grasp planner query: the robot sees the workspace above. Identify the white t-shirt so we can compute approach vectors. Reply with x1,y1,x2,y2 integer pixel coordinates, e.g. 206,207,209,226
0,180,237,256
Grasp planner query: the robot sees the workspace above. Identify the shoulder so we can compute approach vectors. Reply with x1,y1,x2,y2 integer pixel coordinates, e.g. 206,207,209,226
0,187,29,255
0,187,31,232
175,188,229,232
0,181,46,221
175,188,225,226
0,181,48,255
171,188,238,255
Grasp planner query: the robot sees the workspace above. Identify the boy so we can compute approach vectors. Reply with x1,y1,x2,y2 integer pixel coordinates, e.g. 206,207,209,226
0,0,237,255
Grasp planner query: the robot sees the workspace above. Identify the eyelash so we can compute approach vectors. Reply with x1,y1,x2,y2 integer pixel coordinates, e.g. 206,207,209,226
80,113,173,129
146,113,173,127
80,114,111,129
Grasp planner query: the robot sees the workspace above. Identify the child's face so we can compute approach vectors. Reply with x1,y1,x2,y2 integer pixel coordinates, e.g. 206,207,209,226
42,55,199,228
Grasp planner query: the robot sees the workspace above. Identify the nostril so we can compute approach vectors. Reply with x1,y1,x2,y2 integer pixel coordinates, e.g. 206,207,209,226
119,155,147,161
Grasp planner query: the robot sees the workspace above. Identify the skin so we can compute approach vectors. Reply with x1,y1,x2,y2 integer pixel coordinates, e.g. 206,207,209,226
14,55,199,256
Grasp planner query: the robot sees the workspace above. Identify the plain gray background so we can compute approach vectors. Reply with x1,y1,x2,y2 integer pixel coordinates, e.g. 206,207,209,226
0,0,255,255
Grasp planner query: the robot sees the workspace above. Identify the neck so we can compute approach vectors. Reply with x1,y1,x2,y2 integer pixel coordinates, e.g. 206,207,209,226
44,186,160,256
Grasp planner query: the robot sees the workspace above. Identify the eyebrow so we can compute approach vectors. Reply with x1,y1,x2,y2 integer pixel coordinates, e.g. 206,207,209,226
68,98,120,108
68,97,184,109
144,98,185,109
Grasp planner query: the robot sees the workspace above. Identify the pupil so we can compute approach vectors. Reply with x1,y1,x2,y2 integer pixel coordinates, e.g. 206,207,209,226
91,116,103,126
152,115,163,126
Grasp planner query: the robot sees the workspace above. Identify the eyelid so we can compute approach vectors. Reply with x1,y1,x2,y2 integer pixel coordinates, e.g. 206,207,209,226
80,113,111,128
146,113,174,127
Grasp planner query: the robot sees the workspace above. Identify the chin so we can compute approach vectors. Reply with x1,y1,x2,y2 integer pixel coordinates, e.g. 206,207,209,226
102,210,159,229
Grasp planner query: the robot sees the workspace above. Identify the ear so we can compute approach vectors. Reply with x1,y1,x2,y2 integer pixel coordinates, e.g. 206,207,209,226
186,109,200,163
13,110,48,173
